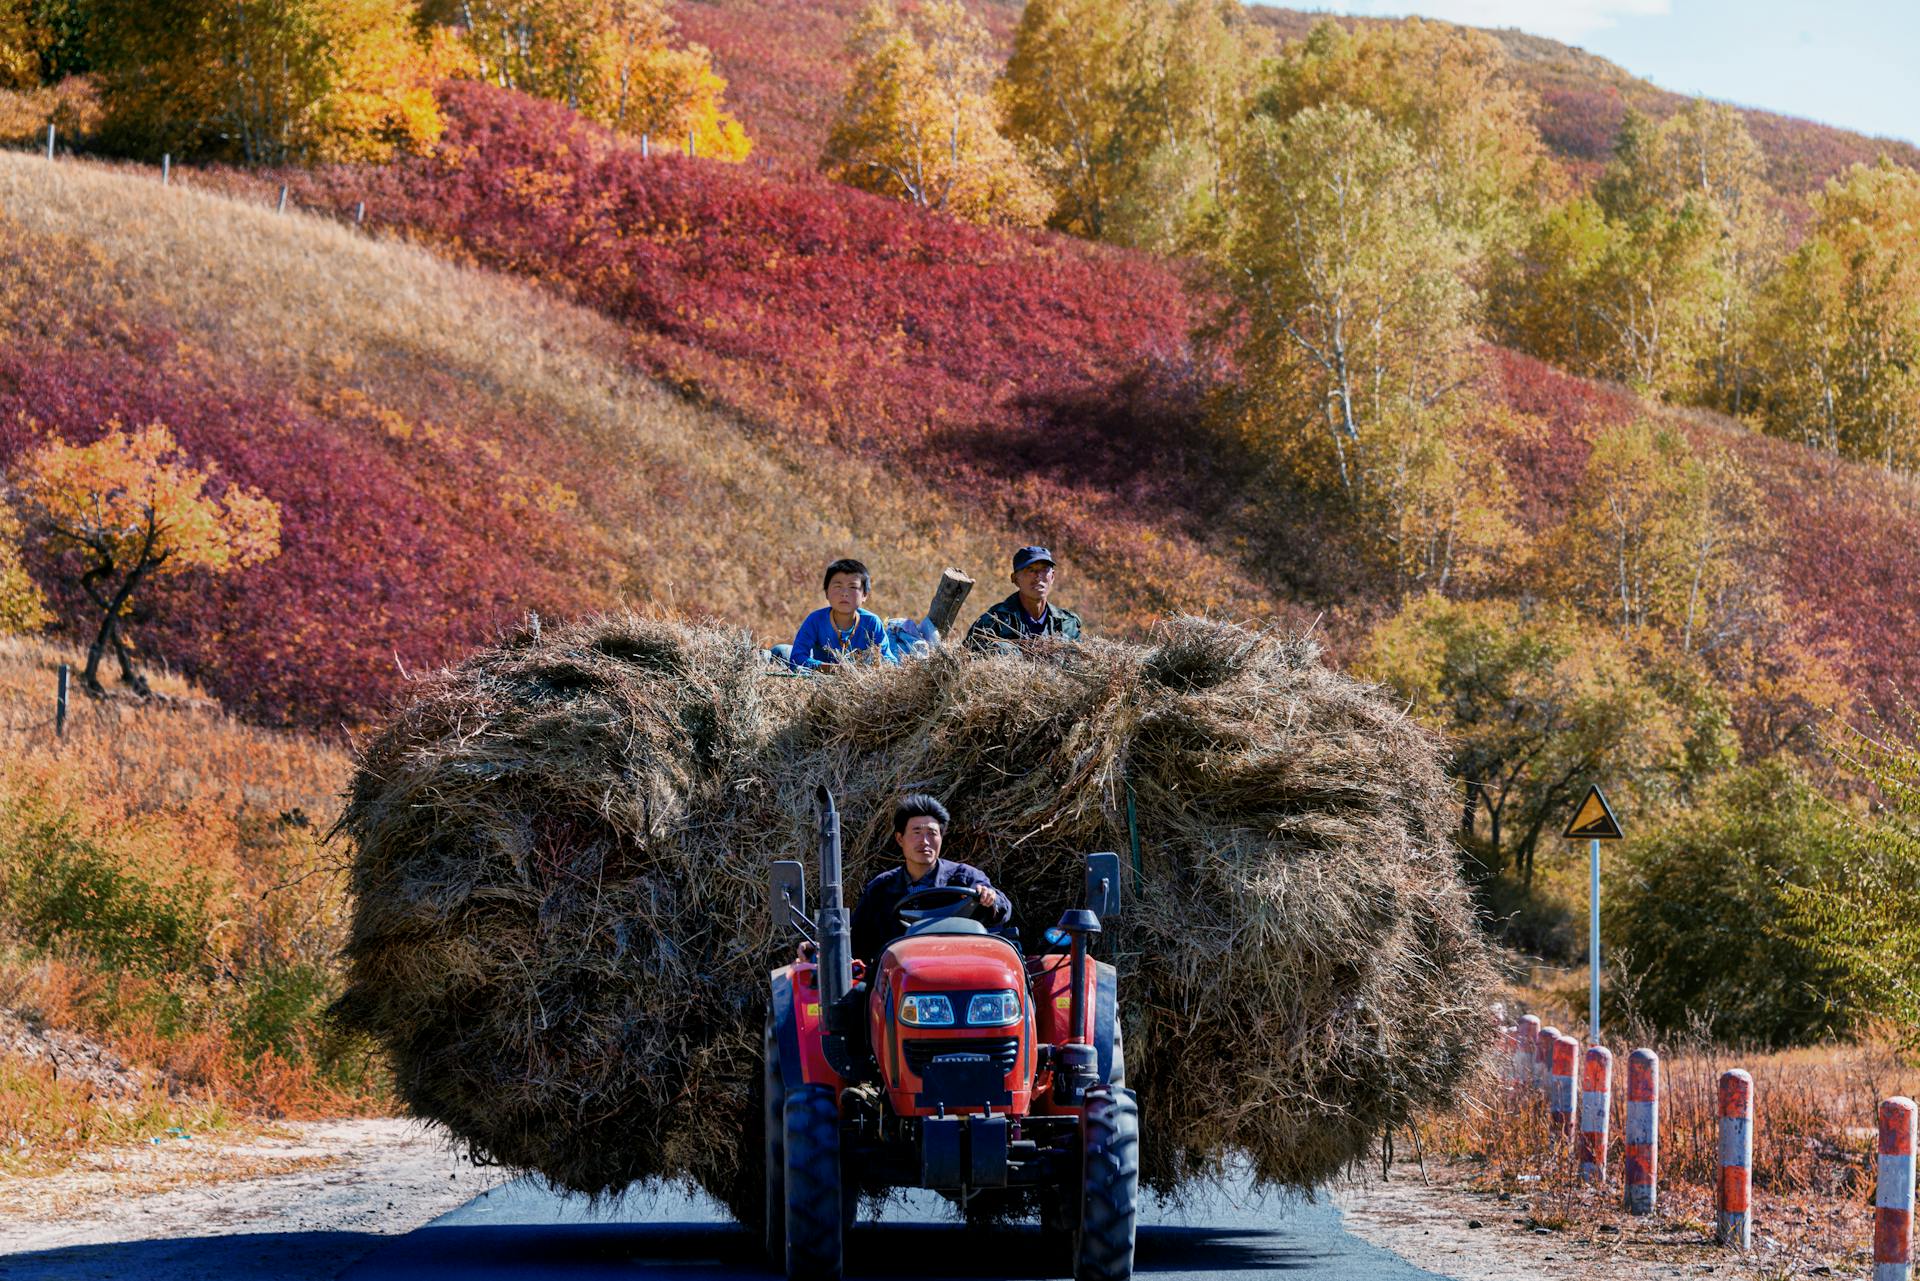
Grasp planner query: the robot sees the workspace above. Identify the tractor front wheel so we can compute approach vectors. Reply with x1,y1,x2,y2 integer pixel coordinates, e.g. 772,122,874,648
762,1018,785,1266
782,1083,844,1281
1074,1086,1139,1281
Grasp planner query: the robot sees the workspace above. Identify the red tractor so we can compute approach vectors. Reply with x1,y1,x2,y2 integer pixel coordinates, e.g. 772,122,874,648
764,788,1137,1281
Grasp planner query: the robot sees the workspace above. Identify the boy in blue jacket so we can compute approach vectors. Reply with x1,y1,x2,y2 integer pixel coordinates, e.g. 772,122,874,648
786,558,900,670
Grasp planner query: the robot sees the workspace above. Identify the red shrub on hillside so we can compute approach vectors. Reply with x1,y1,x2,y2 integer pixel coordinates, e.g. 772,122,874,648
0,336,596,726
282,81,1275,626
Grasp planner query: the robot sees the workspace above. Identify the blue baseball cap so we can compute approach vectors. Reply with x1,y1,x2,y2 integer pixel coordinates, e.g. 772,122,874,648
1012,546,1056,571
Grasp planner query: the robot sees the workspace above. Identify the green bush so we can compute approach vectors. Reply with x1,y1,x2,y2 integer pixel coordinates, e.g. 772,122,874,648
1610,760,1857,1046
1,811,212,977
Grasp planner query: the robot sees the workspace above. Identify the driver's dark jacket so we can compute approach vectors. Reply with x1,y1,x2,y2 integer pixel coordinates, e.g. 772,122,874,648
850,858,1014,966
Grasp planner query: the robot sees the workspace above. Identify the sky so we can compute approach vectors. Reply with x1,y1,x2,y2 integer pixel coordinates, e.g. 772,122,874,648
1272,1,1920,146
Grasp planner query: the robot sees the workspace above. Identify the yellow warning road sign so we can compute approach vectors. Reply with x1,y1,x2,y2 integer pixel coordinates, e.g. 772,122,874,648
1564,785,1623,840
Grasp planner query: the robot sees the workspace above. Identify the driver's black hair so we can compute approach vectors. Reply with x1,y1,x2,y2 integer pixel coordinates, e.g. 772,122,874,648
892,793,950,835
822,558,871,593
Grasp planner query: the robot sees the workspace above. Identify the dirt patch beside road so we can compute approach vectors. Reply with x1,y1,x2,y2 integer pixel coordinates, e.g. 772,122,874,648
0,1117,505,1277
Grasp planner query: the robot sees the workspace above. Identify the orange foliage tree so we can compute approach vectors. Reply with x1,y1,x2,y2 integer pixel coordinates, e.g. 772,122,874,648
15,423,280,696
0,494,48,634
0,0,41,90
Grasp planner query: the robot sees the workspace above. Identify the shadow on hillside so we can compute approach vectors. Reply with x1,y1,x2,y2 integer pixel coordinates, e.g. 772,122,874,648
930,367,1384,615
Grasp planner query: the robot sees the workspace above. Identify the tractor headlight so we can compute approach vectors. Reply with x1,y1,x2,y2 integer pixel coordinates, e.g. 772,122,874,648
966,991,1021,1027
899,994,955,1026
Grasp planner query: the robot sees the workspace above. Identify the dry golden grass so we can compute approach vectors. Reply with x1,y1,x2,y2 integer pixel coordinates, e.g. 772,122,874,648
0,149,1116,637
1421,1006,1916,1276
0,635,374,1164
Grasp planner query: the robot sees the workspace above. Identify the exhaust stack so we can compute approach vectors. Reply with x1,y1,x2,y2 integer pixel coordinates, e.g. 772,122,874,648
814,785,853,1033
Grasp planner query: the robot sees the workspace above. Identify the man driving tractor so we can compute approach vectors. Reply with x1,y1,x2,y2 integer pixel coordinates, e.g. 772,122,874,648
849,795,1013,965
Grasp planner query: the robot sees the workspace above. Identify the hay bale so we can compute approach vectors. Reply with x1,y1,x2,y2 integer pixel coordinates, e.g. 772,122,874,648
334,613,1493,1218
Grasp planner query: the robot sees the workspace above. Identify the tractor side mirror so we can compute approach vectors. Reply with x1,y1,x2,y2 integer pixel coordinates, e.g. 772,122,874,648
1084,851,1121,920
771,860,807,934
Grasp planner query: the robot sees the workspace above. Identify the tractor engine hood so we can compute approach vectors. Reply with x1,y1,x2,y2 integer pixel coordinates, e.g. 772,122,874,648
883,934,1025,994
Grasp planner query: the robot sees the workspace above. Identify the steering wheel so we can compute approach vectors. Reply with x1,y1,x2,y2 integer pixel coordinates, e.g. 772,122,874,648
896,885,982,928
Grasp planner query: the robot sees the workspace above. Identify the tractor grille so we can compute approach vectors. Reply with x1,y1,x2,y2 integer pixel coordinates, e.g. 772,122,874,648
904,1037,1018,1077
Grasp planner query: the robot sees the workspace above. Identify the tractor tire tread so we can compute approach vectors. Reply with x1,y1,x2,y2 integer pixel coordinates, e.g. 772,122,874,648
783,1084,844,1281
763,1018,785,1266
1075,1086,1139,1281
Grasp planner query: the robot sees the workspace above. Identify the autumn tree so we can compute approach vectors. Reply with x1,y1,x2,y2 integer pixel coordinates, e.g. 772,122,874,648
823,0,1050,228
435,0,749,158
1756,159,1920,470
1256,18,1552,262
0,0,41,88
15,423,280,696
1363,594,1706,886
0,495,49,635
1214,101,1519,592
998,0,1264,249
88,0,448,164
1545,420,1774,642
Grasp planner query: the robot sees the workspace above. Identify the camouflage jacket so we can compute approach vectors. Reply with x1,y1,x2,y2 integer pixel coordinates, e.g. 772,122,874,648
963,594,1083,650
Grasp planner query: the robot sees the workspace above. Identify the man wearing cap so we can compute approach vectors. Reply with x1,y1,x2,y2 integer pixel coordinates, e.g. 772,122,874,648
963,546,1083,650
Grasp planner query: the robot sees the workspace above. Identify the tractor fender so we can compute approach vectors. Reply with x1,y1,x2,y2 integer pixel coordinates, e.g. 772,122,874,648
1093,959,1118,1085
768,964,847,1093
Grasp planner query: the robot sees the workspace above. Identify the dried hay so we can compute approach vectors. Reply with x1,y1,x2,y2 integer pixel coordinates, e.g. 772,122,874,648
334,613,1493,1219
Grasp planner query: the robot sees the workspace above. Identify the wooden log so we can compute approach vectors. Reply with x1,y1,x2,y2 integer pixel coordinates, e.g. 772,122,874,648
924,568,975,637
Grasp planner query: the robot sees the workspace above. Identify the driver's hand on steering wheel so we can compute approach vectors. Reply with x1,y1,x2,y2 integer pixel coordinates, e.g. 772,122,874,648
974,885,999,912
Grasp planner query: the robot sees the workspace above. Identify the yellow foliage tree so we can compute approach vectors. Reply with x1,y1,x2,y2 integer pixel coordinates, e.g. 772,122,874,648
90,0,446,165
0,0,41,90
1756,159,1920,469
442,0,749,159
1258,18,1552,259
1000,0,1264,250
0,495,49,635
15,423,281,696
822,0,1051,228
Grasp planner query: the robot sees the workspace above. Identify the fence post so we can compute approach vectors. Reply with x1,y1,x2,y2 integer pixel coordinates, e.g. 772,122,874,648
355,200,366,225
1578,1046,1612,1182
1624,1048,1659,1214
277,184,289,214
1717,1069,1754,1248
687,129,695,158
45,123,55,160
1536,1024,1561,1093
1516,1015,1541,1093
55,663,69,737
162,153,170,185
642,133,649,158
1881,1096,1916,1281
1550,1033,1578,1138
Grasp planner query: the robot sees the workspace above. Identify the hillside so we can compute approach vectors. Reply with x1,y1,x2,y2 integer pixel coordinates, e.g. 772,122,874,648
673,0,1920,192
0,146,1122,727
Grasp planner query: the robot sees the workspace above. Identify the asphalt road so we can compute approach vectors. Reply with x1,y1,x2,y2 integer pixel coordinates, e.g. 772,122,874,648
0,1174,1457,1280
345,1176,1454,1281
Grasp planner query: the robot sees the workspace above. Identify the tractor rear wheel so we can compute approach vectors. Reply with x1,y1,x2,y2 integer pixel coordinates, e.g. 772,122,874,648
782,1083,844,1281
762,1018,784,1266
1074,1086,1139,1281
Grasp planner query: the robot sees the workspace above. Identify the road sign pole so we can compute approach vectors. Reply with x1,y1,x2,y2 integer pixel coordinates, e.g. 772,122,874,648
1590,835,1601,1042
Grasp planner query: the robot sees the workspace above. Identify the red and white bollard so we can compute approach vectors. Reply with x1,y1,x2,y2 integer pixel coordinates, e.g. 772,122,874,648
1578,1045,1612,1183
1623,1048,1659,1214
1717,1069,1754,1248
1880,1096,1916,1281
1516,1015,1541,1091
1537,1024,1561,1092
1549,1033,1578,1137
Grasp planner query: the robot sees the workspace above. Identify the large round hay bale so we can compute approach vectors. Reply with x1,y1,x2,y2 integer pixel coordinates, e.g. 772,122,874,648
334,613,1493,1218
